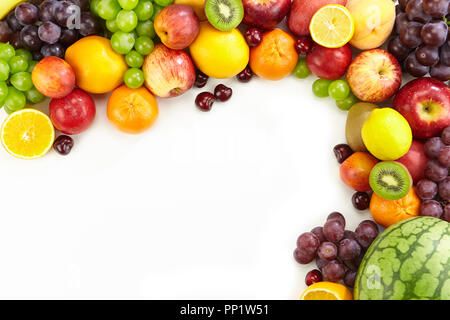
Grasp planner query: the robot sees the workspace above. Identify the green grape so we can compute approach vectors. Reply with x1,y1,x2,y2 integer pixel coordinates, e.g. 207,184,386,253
14,49,32,63
125,50,144,68
152,4,163,21
10,72,33,92
136,20,156,38
0,81,8,104
97,0,122,20
116,10,138,32
27,60,38,73
293,58,311,79
0,43,15,62
118,0,139,10
91,0,102,16
0,60,10,81
124,68,144,88
134,0,154,21
4,86,26,112
336,92,358,111
135,36,154,55
106,19,119,32
25,86,45,104
328,80,350,101
154,0,173,7
9,56,28,74
4,104,15,114
110,31,135,54
312,79,332,98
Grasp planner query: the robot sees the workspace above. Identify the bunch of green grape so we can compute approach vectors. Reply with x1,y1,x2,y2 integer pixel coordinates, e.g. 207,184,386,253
91,0,173,89
0,43,45,115
312,79,359,111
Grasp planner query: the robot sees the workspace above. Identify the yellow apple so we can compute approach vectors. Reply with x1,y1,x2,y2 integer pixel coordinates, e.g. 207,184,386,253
174,0,207,21
346,0,395,50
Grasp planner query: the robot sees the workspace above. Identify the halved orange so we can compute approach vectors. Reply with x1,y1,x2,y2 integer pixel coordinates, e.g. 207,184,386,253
1,108,55,159
310,5,355,48
300,281,353,300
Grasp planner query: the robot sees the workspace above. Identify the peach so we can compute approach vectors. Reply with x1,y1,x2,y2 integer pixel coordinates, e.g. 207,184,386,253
339,152,379,192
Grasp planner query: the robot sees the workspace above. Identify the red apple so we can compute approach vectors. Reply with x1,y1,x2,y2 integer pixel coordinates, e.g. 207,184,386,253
287,0,347,37
242,0,291,30
49,88,96,135
154,4,200,50
396,140,429,183
306,43,352,80
143,44,196,98
393,77,450,139
31,56,76,99
347,49,402,103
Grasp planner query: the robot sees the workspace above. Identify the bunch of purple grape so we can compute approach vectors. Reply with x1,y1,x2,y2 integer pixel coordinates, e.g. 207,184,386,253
294,212,379,288
389,0,449,81
0,0,100,60
416,126,450,222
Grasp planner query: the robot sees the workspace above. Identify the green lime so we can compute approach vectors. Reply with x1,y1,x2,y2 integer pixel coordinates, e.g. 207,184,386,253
110,31,136,54
293,58,311,79
125,50,144,68
336,92,358,111
135,0,154,21
312,79,332,98
328,80,350,101
124,68,145,88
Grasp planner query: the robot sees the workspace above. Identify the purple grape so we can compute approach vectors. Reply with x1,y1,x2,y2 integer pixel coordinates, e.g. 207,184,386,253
421,20,448,47
41,43,65,58
416,45,440,66
54,1,79,28
399,0,410,11
39,0,59,22
310,226,326,243
400,21,424,48
31,50,43,61
425,160,448,182
0,21,12,43
323,219,345,243
355,220,379,248
422,0,449,18
395,13,410,34
441,43,450,67
317,242,337,261
296,232,320,255
405,53,430,76
333,144,353,164
69,0,90,11
338,238,361,261
326,212,345,227
59,28,79,46
20,25,42,51
344,230,357,240
344,270,357,288
416,179,439,199
388,36,411,61
322,260,345,282
315,257,329,269
406,0,432,23
6,12,23,32
430,63,450,81
420,200,443,218
352,192,370,210
424,137,445,158
438,176,450,200
79,12,99,37
38,21,61,44
293,248,315,264
442,127,450,145
443,203,450,222
437,146,450,167
15,3,39,25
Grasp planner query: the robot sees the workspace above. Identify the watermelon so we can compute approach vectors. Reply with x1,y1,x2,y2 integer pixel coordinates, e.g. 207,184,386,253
355,216,450,300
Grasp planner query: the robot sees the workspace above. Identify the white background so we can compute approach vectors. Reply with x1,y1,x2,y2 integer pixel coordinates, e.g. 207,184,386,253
0,74,374,299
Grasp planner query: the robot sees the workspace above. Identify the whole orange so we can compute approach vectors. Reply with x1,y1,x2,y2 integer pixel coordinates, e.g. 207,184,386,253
107,86,159,134
249,28,298,81
65,36,127,94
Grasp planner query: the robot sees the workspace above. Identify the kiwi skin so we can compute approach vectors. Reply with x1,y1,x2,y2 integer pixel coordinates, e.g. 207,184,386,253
205,0,244,32
369,161,412,201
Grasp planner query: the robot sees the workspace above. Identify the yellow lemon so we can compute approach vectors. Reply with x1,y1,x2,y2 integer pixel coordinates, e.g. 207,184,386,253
300,282,353,300
189,22,249,79
65,36,127,94
361,108,412,161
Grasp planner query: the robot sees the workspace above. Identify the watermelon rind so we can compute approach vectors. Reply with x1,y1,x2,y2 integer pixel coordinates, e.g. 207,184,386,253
354,216,450,300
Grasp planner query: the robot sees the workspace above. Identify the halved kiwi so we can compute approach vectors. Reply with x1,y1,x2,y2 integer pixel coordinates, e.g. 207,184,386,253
205,0,244,32
369,161,412,200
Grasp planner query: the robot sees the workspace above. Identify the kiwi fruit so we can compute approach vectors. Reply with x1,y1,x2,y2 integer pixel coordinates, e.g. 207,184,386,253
205,0,244,31
369,161,412,200
345,103,378,152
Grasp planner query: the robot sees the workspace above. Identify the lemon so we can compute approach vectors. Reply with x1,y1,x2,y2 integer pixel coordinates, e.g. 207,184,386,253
1,109,55,160
361,108,412,161
300,281,353,300
309,5,355,48
189,22,249,79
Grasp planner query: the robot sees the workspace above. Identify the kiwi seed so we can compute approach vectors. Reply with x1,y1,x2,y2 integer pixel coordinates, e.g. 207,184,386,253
369,161,412,201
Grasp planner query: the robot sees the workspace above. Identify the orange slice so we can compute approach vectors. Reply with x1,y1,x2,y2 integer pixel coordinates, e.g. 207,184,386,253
300,281,353,300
